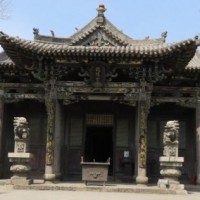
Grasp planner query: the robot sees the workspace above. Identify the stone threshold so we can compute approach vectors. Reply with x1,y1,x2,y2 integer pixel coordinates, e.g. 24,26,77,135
1,179,199,194
11,181,189,195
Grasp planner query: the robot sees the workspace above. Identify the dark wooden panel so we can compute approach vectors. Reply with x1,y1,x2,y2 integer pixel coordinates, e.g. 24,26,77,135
68,148,82,174
147,149,160,182
30,145,45,170
70,118,83,146
29,114,47,145
115,149,134,182
116,118,129,147
147,120,157,148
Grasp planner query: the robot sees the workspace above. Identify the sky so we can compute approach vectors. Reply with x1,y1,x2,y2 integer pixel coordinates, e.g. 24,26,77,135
0,0,200,50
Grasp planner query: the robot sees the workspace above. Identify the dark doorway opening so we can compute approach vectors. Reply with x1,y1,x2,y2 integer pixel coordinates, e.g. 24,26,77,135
85,126,113,175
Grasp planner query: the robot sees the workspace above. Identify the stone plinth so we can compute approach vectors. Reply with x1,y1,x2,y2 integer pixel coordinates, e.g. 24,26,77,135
8,152,33,185
158,120,186,192
44,165,56,183
159,156,184,190
136,168,148,185
8,117,33,185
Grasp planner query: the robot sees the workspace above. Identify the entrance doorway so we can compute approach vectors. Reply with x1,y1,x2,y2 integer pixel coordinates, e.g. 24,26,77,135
85,126,113,174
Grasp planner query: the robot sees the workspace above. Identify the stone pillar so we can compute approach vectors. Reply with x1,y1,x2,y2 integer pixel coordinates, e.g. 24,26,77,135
54,100,63,179
196,92,200,184
44,97,56,183
0,90,4,177
135,100,149,185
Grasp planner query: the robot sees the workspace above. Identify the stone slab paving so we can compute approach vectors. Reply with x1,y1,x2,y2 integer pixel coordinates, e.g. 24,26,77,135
0,189,200,200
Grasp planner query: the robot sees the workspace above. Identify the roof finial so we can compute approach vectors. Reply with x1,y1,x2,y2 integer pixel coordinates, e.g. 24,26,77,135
97,4,106,16
33,28,39,36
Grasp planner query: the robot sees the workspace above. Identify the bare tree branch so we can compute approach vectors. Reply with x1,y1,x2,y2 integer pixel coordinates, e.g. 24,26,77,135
0,0,10,20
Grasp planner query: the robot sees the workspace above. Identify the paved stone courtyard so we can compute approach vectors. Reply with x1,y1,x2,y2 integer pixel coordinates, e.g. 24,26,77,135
0,189,200,200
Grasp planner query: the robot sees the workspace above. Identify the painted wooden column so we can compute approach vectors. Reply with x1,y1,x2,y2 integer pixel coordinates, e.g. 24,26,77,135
196,89,200,184
135,84,151,185
44,95,56,182
0,90,4,177
54,100,63,179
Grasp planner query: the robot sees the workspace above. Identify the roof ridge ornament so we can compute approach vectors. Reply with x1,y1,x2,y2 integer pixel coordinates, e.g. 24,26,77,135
195,35,200,46
97,4,106,17
33,28,39,39
161,31,167,42
96,5,106,25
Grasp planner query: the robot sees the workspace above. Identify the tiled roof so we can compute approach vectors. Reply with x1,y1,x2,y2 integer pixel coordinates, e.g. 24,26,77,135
0,51,14,68
33,5,167,46
0,51,10,62
0,32,197,59
0,4,199,74
69,16,167,46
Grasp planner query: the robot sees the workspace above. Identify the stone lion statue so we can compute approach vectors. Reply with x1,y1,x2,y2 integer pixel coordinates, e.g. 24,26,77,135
163,120,179,144
13,117,29,139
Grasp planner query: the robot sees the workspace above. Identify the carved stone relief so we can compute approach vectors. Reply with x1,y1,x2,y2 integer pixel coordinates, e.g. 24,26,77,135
163,120,179,157
13,117,29,140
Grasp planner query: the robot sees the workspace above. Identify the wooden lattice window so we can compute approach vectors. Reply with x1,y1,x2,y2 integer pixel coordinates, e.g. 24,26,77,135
86,114,114,126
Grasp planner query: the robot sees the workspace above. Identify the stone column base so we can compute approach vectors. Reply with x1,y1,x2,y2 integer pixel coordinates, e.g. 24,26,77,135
136,176,148,185
55,172,62,180
44,173,56,183
169,183,185,190
158,178,185,190
11,176,32,185
197,174,200,185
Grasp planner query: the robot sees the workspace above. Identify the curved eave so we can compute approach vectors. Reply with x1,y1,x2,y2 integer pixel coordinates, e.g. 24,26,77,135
0,32,198,66
184,68,200,73
186,51,200,70
0,60,15,69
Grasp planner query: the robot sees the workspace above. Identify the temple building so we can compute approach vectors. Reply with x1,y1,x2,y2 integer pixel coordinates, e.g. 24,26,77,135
0,5,200,184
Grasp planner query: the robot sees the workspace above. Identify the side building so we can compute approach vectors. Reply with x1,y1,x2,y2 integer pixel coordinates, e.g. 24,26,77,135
0,5,200,184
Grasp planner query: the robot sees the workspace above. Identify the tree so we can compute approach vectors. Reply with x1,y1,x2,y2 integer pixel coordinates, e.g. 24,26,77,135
0,0,10,20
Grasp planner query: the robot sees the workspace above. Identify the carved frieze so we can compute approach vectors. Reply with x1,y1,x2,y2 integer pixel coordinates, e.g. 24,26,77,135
151,97,196,108
176,98,196,108
56,81,140,106
27,57,76,81
78,62,118,87
129,63,164,83
81,29,116,47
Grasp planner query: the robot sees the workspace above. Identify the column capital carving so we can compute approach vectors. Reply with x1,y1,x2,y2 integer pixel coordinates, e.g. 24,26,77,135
196,87,200,101
0,90,4,98
138,81,153,102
